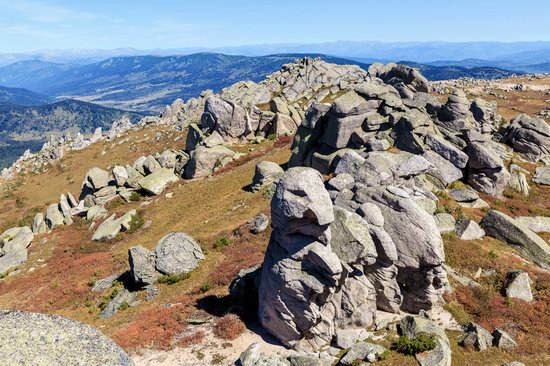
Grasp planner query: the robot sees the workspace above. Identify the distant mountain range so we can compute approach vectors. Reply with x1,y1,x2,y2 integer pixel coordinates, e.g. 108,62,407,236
0,53,520,112
3,41,550,68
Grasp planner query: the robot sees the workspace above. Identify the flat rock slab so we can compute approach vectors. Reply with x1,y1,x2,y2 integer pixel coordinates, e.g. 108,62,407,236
138,168,178,195
481,210,550,270
0,310,133,365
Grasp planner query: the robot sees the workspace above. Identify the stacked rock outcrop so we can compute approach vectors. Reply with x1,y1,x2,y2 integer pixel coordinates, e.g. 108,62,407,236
257,167,449,348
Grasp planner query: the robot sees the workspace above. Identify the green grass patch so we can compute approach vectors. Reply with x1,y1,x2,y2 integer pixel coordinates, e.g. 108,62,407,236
213,237,230,249
157,272,191,285
392,333,437,355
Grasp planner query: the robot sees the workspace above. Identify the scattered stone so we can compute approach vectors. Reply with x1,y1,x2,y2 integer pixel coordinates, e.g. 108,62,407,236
455,220,485,240
31,213,47,234
533,166,550,185
248,213,269,234
91,274,119,293
91,210,137,241
435,213,456,234
400,316,452,366
112,165,128,187
100,289,137,319
138,168,178,195
339,341,387,365
492,329,517,349
45,204,65,230
459,323,494,351
503,270,533,302
85,167,110,190
144,285,160,301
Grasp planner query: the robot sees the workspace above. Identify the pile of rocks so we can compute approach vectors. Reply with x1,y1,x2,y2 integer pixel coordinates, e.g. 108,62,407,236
181,58,371,178
257,167,449,348
459,322,517,351
128,232,205,286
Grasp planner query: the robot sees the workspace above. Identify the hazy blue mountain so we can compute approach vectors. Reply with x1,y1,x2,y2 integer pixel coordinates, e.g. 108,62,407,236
401,62,517,80
0,60,79,91
3,41,550,66
0,86,52,106
0,53,519,112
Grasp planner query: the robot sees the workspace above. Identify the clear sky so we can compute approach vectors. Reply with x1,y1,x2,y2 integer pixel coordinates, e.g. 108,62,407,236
1,0,549,52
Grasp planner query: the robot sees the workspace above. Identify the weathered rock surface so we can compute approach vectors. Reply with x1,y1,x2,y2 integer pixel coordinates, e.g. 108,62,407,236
492,328,517,349
516,216,550,233
184,145,236,179
0,227,33,274
503,114,550,162
503,270,533,302
251,161,284,191
0,310,133,365
129,246,160,285
456,220,485,241
92,210,137,241
155,232,205,275
481,210,550,269
100,289,137,319
533,166,550,185
138,167,178,195
459,323,494,351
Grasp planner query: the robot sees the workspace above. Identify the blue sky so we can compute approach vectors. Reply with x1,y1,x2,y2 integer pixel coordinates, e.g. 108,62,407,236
1,0,549,52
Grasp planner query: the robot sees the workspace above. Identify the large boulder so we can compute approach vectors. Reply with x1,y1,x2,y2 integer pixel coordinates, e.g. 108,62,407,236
85,167,110,190
201,96,247,138
184,145,236,179
0,310,133,365
466,143,510,196
138,168,178,195
480,210,550,269
502,114,550,162
154,233,204,275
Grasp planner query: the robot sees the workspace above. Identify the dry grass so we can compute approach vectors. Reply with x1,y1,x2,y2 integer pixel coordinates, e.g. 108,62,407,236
0,125,290,350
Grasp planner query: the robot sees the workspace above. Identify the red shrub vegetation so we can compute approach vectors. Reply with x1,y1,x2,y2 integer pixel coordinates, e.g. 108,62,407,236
213,314,246,341
112,300,194,350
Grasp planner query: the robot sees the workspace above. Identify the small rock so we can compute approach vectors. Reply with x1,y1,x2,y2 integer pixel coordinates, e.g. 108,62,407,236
249,213,269,234
456,220,485,240
503,270,533,302
435,213,456,234
459,323,494,351
492,328,517,349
